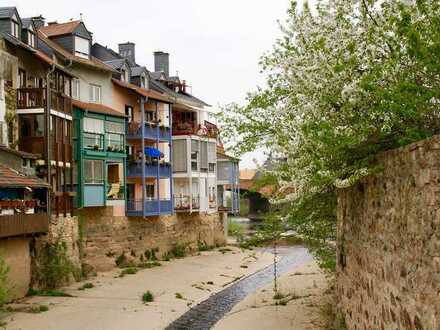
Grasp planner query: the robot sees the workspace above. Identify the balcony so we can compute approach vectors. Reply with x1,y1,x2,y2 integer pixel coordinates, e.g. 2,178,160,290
174,195,200,212
0,213,49,238
17,88,72,115
126,199,173,217
127,122,171,142
172,120,218,138
127,161,172,178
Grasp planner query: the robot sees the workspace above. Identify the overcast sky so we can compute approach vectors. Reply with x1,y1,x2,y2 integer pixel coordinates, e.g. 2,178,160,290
9,0,295,169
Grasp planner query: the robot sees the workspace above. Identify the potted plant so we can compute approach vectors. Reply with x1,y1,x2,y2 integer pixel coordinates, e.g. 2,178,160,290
93,144,100,150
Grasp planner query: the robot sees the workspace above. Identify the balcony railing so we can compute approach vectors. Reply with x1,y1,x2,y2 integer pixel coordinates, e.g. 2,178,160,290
0,213,49,238
127,122,171,141
17,88,72,115
172,121,219,138
126,199,173,217
127,161,172,178
174,195,200,211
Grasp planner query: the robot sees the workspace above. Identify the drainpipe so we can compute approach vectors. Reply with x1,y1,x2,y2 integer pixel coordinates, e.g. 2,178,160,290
141,96,147,217
169,103,174,215
45,64,56,218
156,101,160,215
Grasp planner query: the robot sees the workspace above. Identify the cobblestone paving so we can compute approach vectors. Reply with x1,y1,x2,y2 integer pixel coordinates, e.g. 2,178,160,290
166,246,313,330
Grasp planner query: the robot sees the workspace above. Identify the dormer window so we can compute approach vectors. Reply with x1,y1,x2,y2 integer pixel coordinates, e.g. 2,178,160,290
11,20,19,38
28,31,35,47
75,36,90,59
121,68,129,83
140,74,146,88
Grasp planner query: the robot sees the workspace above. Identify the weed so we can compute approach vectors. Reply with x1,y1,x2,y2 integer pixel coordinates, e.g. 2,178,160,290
218,248,232,254
120,268,138,276
39,305,49,312
0,254,9,305
273,292,286,300
78,283,94,290
142,291,154,303
34,240,78,290
138,261,161,269
170,244,187,258
175,293,184,299
115,253,127,267
197,241,214,252
240,265,248,269
162,252,172,261
144,250,151,260
206,281,214,285
27,288,73,297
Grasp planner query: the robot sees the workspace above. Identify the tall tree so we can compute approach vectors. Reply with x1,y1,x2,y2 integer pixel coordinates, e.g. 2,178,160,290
219,0,440,270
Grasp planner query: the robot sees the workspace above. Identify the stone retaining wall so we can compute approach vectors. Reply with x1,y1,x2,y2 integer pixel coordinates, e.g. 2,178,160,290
77,208,226,271
336,136,440,330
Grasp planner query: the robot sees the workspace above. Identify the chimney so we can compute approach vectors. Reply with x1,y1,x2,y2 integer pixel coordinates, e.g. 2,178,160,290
154,51,169,78
118,42,135,65
32,15,45,29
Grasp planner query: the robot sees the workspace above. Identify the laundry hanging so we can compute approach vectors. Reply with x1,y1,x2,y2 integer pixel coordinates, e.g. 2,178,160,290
144,147,163,158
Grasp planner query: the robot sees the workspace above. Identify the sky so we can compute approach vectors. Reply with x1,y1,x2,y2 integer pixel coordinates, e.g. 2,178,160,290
7,0,294,169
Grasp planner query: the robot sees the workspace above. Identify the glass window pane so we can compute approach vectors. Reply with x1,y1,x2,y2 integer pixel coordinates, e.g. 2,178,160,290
94,160,103,183
84,160,93,183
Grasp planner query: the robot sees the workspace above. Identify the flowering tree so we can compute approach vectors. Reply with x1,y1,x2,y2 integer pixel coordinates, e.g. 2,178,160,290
219,0,440,270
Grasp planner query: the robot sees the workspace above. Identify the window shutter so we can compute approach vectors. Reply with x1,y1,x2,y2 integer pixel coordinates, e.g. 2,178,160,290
172,140,187,172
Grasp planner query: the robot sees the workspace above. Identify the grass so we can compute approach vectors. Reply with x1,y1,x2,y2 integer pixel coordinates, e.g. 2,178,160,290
170,244,187,258
138,261,161,269
175,292,184,299
218,248,233,254
197,241,214,252
27,288,73,297
29,305,49,313
78,283,94,290
120,267,138,277
228,220,245,239
273,292,287,300
142,291,154,303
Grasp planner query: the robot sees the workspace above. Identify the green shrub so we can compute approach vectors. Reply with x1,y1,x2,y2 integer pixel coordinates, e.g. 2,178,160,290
170,244,187,258
0,254,9,305
142,291,154,303
35,241,78,290
137,261,161,269
78,283,94,290
197,241,213,252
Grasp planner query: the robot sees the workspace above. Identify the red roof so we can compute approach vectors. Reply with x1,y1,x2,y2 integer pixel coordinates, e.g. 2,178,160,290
111,79,172,103
0,165,49,188
72,99,126,118
39,21,81,37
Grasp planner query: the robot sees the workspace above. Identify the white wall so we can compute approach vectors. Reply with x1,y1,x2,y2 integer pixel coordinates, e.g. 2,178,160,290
71,65,113,107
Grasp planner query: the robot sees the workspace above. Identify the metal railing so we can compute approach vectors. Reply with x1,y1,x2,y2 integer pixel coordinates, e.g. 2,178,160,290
17,88,72,115
174,195,200,211
127,122,171,141
127,199,173,216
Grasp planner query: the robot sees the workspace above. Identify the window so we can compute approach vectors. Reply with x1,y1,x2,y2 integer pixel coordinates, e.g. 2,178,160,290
208,142,216,172
84,159,104,184
72,79,80,100
145,111,157,123
19,115,44,137
83,117,104,149
120,69,129,83
200,141,208,172
28,31,35,47
18,69,26,88
146,184,155,200
191,140,199,171
107,133,124,152
89,84,101,103
140,74,146,88
125,105,134,123
75,36,90,59
172,139,187,172
11,20,19,38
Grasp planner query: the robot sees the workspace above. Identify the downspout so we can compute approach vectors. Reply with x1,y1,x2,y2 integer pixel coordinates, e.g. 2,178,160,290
45,64,56,218
169,103,174,215
141,96,147,217
156,101,160,215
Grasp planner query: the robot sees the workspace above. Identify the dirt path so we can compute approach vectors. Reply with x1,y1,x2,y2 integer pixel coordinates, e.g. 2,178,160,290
4,247,274,330
214,261,329,330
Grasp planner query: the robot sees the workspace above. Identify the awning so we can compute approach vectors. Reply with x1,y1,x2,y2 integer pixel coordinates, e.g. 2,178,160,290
144,147,162,158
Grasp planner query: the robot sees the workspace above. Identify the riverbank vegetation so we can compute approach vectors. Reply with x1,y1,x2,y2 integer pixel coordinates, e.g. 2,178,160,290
220,0,440,272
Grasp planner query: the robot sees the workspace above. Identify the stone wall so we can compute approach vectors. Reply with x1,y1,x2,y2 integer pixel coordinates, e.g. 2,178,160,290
0,237,31,299
77,208,226,272
336,136,440,330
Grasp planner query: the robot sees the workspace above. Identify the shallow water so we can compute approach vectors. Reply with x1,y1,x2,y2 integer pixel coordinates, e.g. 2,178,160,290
166,246,313,330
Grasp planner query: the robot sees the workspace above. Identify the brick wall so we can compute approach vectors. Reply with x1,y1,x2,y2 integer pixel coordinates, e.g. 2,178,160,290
336,136,440,330
77,208,226,271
